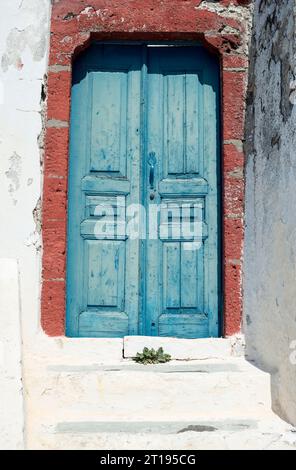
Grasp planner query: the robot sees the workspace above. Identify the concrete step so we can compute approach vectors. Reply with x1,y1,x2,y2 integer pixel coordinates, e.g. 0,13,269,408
29,359,273,422
123,336,235,360
41,423,296,450
24,357,296,449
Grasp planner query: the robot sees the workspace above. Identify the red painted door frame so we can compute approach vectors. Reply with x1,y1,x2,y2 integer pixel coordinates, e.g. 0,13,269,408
42,0,249,337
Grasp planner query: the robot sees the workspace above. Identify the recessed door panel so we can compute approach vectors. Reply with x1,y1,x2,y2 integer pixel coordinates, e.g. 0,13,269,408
90,71,128,175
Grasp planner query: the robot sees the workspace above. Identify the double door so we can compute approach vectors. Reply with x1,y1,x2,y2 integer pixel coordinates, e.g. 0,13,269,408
66,43,220,338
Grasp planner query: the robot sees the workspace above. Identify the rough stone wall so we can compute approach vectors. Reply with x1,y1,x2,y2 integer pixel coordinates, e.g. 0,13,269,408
244,0,296,425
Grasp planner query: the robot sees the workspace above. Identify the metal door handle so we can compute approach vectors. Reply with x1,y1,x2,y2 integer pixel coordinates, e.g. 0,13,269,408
148,152,156,190
149,166,155,189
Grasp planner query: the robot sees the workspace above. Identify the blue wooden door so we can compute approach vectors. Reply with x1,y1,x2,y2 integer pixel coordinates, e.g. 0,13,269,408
144,47,220,338
66,44,220,338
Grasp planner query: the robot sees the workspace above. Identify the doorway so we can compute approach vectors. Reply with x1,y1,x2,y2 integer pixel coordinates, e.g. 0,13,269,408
66,43,220,338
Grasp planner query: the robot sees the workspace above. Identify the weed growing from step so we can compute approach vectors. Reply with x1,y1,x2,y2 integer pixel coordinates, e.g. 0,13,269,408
133,347,171,365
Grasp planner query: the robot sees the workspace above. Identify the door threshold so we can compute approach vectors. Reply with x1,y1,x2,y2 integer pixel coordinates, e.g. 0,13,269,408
123,336,232,360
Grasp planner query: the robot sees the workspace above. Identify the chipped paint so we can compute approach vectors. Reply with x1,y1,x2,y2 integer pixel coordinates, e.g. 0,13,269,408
5,152,21,205
1,0,49,72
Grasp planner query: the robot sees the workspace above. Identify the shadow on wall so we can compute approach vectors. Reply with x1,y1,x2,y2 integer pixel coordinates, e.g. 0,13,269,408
243,0,296,426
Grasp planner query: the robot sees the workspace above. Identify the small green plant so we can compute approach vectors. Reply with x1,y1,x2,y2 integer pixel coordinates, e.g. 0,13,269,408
133,347,171,365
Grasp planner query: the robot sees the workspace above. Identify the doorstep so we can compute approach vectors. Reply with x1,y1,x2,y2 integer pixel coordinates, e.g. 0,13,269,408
123,336,232,360
34,335,241,367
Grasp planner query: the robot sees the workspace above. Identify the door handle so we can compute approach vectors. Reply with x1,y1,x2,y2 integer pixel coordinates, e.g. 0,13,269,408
148,152,157,190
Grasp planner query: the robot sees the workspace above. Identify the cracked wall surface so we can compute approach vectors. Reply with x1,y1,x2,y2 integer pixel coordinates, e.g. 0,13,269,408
244,0,296,426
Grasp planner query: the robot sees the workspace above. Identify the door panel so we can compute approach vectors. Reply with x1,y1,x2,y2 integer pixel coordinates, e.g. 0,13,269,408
163,73,201,176
90,71,128,175
66,44,142,337
145,46,219,338
85,240,125,308
66,43,220,338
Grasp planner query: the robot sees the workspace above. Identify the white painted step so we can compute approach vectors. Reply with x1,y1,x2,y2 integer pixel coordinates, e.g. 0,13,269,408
38,425,296,450
24,357,295,449
123,336,232,360
30,359,273,423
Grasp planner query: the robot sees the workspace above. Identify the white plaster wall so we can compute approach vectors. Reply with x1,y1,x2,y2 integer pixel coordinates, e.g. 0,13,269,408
0,259,23,449
0,0,51,449
0,0,51,338
244,0,296,425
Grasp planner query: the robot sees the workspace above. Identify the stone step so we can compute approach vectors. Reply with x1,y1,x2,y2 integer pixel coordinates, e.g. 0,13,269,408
25,357,295,449
27,360,270,426
123,336,235,360
38,420,296,450
47,358,253,374
54,419,262,434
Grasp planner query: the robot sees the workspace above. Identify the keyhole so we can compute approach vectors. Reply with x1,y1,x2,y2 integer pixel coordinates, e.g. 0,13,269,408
150,193,155,201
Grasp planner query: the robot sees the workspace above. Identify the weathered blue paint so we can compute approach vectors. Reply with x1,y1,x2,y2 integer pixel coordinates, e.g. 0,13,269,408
66,43,220,338
66,44,142,337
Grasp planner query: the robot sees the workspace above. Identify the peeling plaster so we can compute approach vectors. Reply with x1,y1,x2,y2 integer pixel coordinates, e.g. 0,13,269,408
33,196,42,234
5,152,22,205
196,0,253,54
1,0,49,72
38,73,48,167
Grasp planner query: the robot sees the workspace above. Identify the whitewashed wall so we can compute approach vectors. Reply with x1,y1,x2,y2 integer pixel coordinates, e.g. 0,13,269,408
0,259,23,449
244,0,296,426
0,0,51,449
